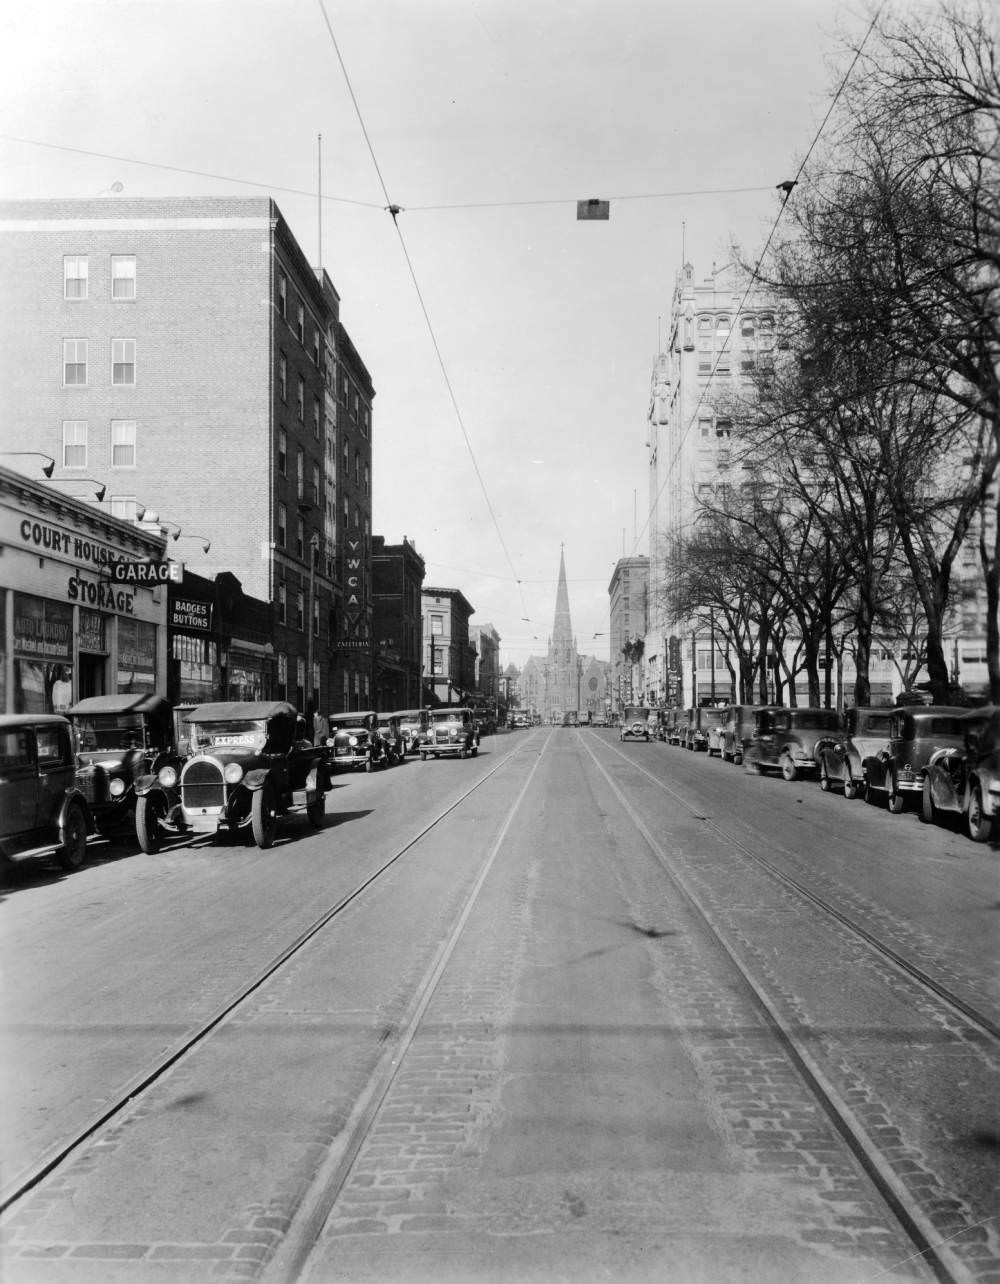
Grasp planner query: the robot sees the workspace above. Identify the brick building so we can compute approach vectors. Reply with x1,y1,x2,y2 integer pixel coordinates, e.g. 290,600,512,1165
421,588,476,705
0,195,374,717
372,535,426,711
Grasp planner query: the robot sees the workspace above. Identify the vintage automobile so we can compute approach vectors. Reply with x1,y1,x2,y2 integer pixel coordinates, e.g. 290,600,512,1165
592,712,608,728
69,693,180,838
745,706,842,780
817,706,894,799
665,709,685,746
152,701,326,848
962,707,1000,841
685,705,726,754
0,714,93,871
394,709,429,756
326,711,389,772
862,705,969,814
475,710,499,735
920,706,996,833
377,713,406,766
620,706,651,742
422,707,480,759
719,704,758,764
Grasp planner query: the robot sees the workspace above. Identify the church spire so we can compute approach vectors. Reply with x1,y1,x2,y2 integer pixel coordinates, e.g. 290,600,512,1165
552,544,573,652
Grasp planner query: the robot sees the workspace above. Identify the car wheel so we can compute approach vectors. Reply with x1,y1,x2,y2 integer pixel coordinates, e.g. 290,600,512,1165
365,755,373,773
251,784,278,849
745,758,761,775
819,768,832,793
920,776,937,825
967,786,995,843
420,752,427,762
56,802,88,871
844,773,859,801
136,794,165,854
887,782,905,814
780,755,798,782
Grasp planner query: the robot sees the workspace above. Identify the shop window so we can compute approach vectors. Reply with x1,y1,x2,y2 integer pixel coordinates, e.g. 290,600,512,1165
111,420,136,467
112,339,135,385
62,420,88,468
111,255,136,299
63,338,88,386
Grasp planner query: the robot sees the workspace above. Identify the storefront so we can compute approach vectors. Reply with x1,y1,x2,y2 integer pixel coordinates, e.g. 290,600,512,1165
1,467,168,713
167,569,274,706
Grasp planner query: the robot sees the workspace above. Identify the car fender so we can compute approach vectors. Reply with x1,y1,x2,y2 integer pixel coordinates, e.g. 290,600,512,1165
243,768,270,792
58,790,93,835
862,752,887,788
135,772,159,797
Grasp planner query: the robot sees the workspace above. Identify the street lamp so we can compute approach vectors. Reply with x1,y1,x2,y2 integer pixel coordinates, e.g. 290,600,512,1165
49,477,106,503
1,452,55,477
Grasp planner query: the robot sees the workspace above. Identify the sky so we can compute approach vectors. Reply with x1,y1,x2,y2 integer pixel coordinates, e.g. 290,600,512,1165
0,0,873,669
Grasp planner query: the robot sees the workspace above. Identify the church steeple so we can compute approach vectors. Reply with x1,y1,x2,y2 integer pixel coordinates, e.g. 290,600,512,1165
551,543,574,659
544,546,581,719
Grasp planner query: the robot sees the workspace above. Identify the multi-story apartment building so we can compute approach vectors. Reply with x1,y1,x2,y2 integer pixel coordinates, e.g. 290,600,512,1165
0,195,374,716
470,623,501,706
372,535,426,711
608,555,648,709
646,259,778,706
421,588,476,705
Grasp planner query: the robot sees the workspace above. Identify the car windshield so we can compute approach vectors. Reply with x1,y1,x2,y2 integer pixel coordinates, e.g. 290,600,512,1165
72,713,145,752
701,709,725,726
188,719,267,753
791,711,841,730
432,711,461,724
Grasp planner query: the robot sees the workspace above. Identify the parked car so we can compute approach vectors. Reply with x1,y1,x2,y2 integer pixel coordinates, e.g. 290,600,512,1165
719,704,758,764
326,711,389,772
817,706,894,799
745,706,842,780
592,713,608,728
862,705,969,813
165,701,326,848
69,693,180,839
920,706,996,832
394,709,429,755
422,707,480,759
961,707,1000,842
685,705,726,754
0,714,93,871
474,710,498,736
377,713,406,766
665,709,685,746
620,706,651,742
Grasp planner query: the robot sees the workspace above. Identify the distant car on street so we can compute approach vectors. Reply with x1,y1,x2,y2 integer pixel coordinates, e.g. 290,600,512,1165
620,706,651,742
422,707,480,759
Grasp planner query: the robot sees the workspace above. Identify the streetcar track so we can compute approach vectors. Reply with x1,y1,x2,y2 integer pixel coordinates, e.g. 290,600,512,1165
0,731,547,1217
593,734,1000,1045
267,731,551,1281
579,731,987,1284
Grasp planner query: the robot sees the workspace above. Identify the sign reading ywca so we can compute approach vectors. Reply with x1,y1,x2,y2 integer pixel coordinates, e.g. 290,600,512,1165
110,559,183,584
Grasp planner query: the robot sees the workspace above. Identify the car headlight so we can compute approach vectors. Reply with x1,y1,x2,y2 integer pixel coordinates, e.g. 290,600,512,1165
224,762,244,784
348,735,358,747
158,765,177,788
109,777,127,797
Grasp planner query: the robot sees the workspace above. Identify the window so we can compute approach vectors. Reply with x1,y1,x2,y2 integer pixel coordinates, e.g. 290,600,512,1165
111,255,136,299
277,502,287,548
277,582,287,625
278,428,287,476
312,463,320,504
313,398,321,439
313,599,319,638
63,339,88,385
342,496,349,524
716,315,731,338
111,420,136,467
342,439,349,473
277,653,288,700
296,591,305,631
109,495,138,520
715,419,731,438
362,408,370,438
340,368,349,406
431,614,444,636
278,272,287,318
312,331,320,366
351,391,359,422
297,376,304,422
740,317,756,338
697,315,712,332
354,451,360,485
296,517,304,560
363,464,369,496
279,353,287,402
63,256,88,299
112,339,136,385
297,449,304,501
296,657,306,708
297,301,304,343
62,421,88,468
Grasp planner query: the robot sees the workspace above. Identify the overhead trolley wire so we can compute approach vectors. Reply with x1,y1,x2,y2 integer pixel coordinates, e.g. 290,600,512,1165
315,0,530,619
631,2,886,558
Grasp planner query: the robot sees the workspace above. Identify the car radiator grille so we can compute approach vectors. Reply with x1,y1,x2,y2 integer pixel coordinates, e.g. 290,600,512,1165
181,760,225,809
